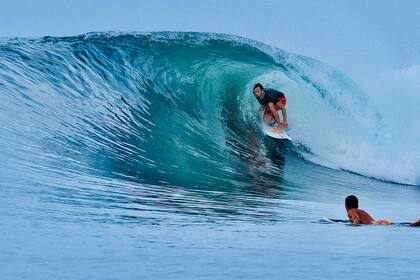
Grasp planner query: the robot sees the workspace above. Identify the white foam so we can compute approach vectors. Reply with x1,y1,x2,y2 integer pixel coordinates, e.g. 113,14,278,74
247,60,420,185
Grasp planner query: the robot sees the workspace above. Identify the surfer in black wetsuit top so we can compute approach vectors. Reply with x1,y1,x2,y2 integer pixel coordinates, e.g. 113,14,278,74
253,83,288,133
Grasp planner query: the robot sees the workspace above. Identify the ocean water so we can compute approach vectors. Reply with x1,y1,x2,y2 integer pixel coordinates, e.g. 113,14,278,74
0,32,419,279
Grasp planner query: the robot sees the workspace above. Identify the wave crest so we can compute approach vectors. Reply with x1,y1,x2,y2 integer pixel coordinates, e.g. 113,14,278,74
0,32,417,185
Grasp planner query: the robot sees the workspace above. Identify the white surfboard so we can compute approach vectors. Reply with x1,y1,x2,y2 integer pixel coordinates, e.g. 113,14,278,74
319,217,350,224
263,124,292,140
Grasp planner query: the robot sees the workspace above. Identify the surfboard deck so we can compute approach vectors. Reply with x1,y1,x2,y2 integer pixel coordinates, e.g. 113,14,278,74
263,124,292,140
319,217,350,224
319,218,413,226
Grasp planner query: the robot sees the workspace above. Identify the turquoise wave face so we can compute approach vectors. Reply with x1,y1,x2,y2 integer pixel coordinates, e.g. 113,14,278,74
0,32,417,186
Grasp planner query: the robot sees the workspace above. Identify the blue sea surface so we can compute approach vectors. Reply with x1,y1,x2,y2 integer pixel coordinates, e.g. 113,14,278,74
0,32,419,279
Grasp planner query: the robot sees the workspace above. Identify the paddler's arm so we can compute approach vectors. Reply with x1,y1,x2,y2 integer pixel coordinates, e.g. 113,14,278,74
348,211,361,225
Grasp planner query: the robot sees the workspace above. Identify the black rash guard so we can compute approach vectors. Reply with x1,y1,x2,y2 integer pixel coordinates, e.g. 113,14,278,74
256,88,285,107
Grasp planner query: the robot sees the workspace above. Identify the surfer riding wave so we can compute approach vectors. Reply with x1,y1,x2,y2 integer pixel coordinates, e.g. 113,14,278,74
253,83,288,134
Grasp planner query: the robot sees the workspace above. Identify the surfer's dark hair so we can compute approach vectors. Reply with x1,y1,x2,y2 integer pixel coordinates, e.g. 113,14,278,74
345,195,358,209
253,83,264,91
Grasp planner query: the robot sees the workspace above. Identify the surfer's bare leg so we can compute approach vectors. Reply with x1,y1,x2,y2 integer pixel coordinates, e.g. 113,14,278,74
278,103,288,128
263,107,274,124
268,103,281,125
271,102,289,133
268,103,284,133
263,112,274,124
263,115,272,124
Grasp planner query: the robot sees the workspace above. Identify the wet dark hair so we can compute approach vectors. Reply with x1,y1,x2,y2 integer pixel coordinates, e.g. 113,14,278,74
345,195,358,209
253,83,264,91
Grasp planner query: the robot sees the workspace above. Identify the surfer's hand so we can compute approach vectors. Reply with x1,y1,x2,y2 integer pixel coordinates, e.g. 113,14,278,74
283,122,288,128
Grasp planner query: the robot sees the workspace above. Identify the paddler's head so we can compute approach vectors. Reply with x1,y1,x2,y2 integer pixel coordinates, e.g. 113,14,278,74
345,195,358,211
